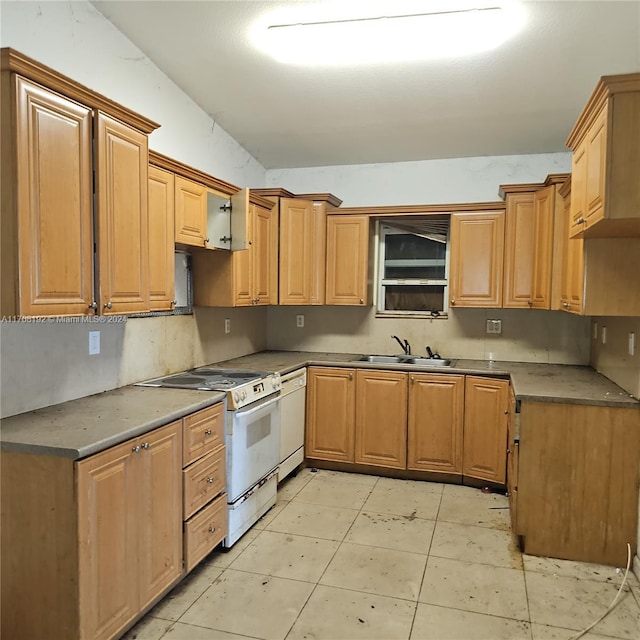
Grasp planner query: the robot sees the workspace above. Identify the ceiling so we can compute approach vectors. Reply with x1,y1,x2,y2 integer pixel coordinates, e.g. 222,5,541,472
92,1,640,170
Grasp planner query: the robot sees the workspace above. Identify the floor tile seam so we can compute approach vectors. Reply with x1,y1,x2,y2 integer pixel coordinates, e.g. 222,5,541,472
413,601,534,628
172,566,236,624
155,619,178,639
523,566,640,590
435,516,511,531
291,496,370,510
161,618,265,640
428,550,525,571
220,565,320,588
415,596,531,623
338,538,431,559
358,508,437,524
263,525,350,543
312,580,423,605
216,533,263,571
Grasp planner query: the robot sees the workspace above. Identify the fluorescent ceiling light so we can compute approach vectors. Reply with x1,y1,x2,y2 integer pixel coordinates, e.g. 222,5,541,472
255,2,525,66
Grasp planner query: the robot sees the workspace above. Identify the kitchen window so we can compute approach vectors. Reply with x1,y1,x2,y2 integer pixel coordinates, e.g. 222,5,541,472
376,218,449,316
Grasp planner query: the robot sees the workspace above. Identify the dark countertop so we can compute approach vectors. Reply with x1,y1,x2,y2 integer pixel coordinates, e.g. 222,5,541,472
0,386,226,459
1,350,636,460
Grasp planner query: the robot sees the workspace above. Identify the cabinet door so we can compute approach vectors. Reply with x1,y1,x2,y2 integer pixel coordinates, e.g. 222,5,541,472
148,166,175,311
503,193,535,308
560,187,584,313
449,211,504,308
175,176,207,246
463,376,509,484
279,198,313,304
407,373,464,474
355,369,407,469
77,440,138,640
570,141,588,237
233,204,253,306
325,215,369,305
253,203,273,304
138,421,183,611
531,185,555,309
585,104,608,226
13,76,93,316
306,367,355,462
96,112,150,315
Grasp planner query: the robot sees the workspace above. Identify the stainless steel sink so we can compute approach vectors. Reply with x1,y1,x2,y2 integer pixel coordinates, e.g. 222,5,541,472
406,357,456,367
356,355,407,363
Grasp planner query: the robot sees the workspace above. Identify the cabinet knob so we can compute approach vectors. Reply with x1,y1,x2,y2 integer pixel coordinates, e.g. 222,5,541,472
88,301,98,311
205,238,209,245
104,301,112,310
206,477,215,484
171,300,177,307
410,376,415,384
141,442,150,450
204,429,213,436
504,410,510,415
450,299,456,305
576,217,585,224
359,298,364,304
348,372,353,380
132,445,140,453
208,526,216,534
563,302,570,308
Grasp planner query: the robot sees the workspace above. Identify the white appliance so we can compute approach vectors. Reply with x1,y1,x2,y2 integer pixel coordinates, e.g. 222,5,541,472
136,367,281,547
278,368,307,481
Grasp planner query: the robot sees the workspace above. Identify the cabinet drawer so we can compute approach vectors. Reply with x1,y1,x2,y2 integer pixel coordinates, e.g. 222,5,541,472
183,446,226,519
184,493,227,572
183,403,224,466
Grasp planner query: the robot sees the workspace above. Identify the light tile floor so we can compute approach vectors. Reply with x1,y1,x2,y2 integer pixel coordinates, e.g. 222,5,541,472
124,469,640,640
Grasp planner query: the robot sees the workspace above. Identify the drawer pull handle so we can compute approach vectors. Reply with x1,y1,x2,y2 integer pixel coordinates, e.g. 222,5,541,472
132,445,140,453
204,429,213,436
206,477,215,484
208,526,216,534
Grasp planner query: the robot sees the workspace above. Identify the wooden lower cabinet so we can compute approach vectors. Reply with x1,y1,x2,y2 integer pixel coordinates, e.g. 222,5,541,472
407,374,465,474
462,376,510,484
506,387,519,534
517,401,640,567
355,369,407,469
306,367,355,462
77,421,182,640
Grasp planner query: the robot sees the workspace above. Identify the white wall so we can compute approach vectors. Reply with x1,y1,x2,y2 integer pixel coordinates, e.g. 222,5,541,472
0,1,266,187
266,152,572,207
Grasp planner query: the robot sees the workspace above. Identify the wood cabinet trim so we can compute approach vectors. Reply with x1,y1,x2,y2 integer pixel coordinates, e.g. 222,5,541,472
566,72,640,149
326,201,506,217
1,48,159,134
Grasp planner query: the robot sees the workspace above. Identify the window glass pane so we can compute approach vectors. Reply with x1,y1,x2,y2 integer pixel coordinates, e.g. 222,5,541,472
384,285,445,312
384,234,446,280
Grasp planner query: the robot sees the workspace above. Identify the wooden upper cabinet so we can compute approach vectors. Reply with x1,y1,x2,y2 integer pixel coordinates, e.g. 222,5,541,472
279,198,313,304
306,367,355,463
530,185,555,309
355,369,407,469
192,200,276,307
148,166,175,311
407,373,464,475
311,202,327,304
566,73,640,238
95,112,150,315
449,210,504,308
559,178,585,314
462,376,509,485
2,75,94,317
175,175,207,247
503,193,535,308
325,215,369,305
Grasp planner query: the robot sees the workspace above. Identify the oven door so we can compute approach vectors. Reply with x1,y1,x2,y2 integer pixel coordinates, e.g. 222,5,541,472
226,393,281,503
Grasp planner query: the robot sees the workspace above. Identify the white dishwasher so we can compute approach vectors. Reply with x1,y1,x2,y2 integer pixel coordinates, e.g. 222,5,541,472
278,368,307,481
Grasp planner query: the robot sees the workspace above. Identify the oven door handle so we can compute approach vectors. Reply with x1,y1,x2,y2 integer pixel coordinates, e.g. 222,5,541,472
233,393,280,419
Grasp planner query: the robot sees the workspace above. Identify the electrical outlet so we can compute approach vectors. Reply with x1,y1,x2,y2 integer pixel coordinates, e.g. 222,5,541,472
629,332,636,356
89,331,100,355
602,326,607,344
486,319,502,335
224,318,231,334
593,322,598,340
296,315,304,328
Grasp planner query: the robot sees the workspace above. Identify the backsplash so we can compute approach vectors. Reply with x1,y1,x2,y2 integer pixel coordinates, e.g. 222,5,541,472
266,306,591,365
0,307,268,419
590,316,640,399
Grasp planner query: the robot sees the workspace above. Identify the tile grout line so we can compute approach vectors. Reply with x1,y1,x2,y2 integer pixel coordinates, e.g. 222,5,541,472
408,484,444,639
281,473,382,640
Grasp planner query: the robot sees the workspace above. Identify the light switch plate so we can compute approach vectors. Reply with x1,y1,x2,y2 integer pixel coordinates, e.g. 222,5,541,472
224,318,231,334
629,332,636,356
89,331,100,355
296,315,304,328
602,326,607,344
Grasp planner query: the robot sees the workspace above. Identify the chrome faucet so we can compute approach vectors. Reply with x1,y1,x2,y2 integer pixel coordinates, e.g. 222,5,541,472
391,335,411,355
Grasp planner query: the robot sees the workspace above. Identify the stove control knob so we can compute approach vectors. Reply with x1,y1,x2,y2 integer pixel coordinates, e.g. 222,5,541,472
233,391,240,404
271,376,279,390
243,390,248,400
